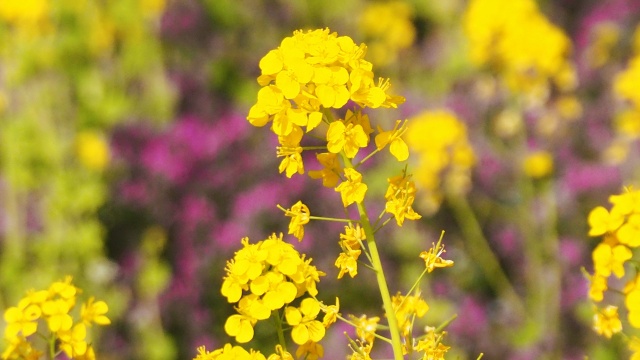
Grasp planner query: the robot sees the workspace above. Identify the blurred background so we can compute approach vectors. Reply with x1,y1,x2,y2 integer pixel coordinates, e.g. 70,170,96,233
1,0,639,359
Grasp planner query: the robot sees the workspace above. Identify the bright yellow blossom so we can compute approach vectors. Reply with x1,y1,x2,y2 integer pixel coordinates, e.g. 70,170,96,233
285,298,326,345
81,297,111,326
335,168,367,207
593,305,622,338
350,314,380,344
420,239,454,273
308,152,342,188
592,241,632,278
280,201,310,241
375,120,409,161
327,120,369,158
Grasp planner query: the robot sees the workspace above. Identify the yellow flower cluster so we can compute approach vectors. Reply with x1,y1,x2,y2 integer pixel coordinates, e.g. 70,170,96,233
220,235,328,346
406,110,475,214
608,26,640,162
2,276,110,360
358,1,416,67
247,28,405,179
463,0,575,95
587,188,640,354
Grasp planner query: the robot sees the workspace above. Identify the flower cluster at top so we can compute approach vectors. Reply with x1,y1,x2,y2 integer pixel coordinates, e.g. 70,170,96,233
2,276,110,360
463,0,576,96
608,25,640,163
406,110,475,215
586,188,640,358
247,27,406,178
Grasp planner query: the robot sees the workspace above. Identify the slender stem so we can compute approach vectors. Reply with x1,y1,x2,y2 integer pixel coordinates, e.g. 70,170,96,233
538,177,561,357
273,309,288,353
445,193,526,317
340,153,404,359
308,215,358,223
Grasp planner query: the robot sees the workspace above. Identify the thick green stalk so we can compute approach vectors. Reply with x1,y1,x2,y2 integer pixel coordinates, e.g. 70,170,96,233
355,201,404,359
341,153,404,359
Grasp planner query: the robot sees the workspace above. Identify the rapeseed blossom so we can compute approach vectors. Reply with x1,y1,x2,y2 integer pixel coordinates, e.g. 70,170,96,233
358,1,415,67
220,235,326,344
586,187,640,357
463,0,575,95
406,110,475,214
1,277,110,359
247,28,404,178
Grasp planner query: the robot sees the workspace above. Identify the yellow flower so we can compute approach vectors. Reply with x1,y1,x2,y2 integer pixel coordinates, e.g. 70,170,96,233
626,284,640,328
359,1,415,66
375,120,409,161
587,206,624,236
320,297,340,327
267,345,293,360
336,224,364,279
195,344,266,360
308,152,342,188
592,241,632,278
614,57,640,109
285,298,326,345
75,130,110,171
3,301,41,339
335,168,368,207
59,323,88,358
295,341,324,360
384,175,421,226
593,305,622,338
232,238,268,281
335,250,361,279
616,213,640,247
406,110,475,213
588,273,608,302
277,126,304,178
326,120,369,158
392,292,429,339
420,239,454,273
1,336,42,360
522,151,553,178
280,201,310,241
630,336,640,360
41,299,73,333
350,314,380,344
224,313,257,344
414,327,450,360
81,297,110,326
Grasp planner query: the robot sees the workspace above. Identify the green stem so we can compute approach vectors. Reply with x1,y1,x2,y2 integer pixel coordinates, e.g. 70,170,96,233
341,153,404,360
445,193,526,317
273,309,288,353
308,215,358,223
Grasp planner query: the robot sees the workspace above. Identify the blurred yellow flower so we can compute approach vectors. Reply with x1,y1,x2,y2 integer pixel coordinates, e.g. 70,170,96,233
406,110,475,214
593,305,622,338
359,1,416,67
75,131,110,171
522,151,553,179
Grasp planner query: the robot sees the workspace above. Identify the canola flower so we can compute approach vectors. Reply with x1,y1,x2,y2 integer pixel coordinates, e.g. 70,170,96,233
358,1,416,67
586,187,640,356
194,28,458,360
1,277,110,359
608,26,640,163
463,0,576,96
405,110,475,215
